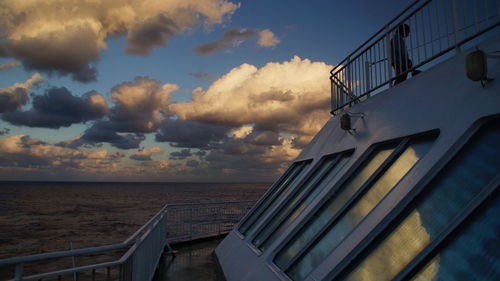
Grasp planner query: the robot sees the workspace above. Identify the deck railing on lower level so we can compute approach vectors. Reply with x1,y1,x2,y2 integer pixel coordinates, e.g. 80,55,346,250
331,0,500,115
0,200,256,281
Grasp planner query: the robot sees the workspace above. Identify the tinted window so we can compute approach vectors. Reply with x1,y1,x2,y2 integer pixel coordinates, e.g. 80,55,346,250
341,120,500,281
253,150,353,251
286,136,435,281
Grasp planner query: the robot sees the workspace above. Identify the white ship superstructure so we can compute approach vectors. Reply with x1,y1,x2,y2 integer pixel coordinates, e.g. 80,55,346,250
216,0,500,280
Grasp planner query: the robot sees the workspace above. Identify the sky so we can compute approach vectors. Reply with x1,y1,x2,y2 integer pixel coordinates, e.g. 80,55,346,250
0,0,414,182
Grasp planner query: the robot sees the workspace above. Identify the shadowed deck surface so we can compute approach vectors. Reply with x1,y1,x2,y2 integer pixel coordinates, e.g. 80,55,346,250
154,238,226,281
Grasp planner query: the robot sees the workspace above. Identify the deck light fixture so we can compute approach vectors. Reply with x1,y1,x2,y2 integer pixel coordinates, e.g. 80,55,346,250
341,112,364,134
466,49,499,87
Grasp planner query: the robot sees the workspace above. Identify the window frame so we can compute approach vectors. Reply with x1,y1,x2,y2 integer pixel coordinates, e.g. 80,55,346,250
268,129,439,280
325,116,499,281
250,149,355,252
236,159,313,238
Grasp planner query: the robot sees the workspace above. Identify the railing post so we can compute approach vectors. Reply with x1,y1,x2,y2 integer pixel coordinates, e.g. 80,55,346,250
365,61,371,96
217,207,222,235
330,77,335,114
14,263,23,281
451,0,461,53
189,208,193,241
385,25,393,88
346,55,352,104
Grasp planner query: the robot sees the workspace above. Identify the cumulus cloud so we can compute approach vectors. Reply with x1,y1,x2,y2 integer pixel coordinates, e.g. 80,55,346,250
0,73,44,113
170,56,332,137
0,0,238,82
63,77,177,149
194,27,280,55
81,126,146,150
130,147,164,161
2,87,108,128
155,119,229,148
0,134,125,169
195,28,258,55
106,77,177,133
169,149,192,160
258,29,280,47
0,60,20,71
202,134,301,179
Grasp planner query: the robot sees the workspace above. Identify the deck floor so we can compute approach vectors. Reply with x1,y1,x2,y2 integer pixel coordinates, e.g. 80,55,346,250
154,238,226,281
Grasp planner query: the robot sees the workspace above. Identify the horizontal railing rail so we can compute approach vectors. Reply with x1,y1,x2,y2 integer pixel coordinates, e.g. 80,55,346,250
0,200,256,281
330,0,500,115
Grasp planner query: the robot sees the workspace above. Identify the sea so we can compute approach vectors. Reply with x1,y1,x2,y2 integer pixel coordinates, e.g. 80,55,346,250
0,182,269,261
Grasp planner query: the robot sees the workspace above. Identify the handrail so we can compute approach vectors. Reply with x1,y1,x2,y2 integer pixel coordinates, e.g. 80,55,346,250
330,0,425,74
0,200,257,281
330,0,500,115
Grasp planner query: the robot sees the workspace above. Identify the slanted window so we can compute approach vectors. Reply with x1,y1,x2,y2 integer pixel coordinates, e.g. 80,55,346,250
409,194,499,281
335,119,500,281
275,132,437,281
238,159,312,236
252,149,353,251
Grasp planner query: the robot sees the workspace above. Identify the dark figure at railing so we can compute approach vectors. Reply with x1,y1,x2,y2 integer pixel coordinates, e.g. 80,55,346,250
391,24,421,85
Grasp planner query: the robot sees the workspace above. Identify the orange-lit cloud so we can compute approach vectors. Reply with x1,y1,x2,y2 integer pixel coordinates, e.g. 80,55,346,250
0,73,44,113
170,56,332,136
130,147,164,161
258,29,280,47
0,60,20,71
0,0,239,81
194,27,280,55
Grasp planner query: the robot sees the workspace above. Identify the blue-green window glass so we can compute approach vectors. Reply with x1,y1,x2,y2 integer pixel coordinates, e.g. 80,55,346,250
253,150,353,251
274,144,398,269
287,137,435,281
239,160,311,235
410,194,499,281
341,120,500,281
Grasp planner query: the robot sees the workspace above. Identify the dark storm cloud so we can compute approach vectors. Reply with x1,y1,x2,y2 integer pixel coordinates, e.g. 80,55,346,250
100,77,175,133
129,147,163,161
0,73,44,113
2,87,108,128
130,154,152,161
56,77,175,149
194,150,207,157
0,128,10,135
220,140,267,155
186,159,199,167
126,15,179,55
0,87,30,113
80,125,146,149
0,1,238,83
0,29,100,82
194,28,258,55
169,149,192,160
155,119,229,148
246,130,281,146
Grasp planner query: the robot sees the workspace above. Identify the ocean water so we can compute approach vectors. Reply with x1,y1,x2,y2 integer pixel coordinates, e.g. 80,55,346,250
0,182,269,260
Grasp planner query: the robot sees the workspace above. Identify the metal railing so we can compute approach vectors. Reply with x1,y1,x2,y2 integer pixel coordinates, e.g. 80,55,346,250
0,200,256,281
330,0,500,115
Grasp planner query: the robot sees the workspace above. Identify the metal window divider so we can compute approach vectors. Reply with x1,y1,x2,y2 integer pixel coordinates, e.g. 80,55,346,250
254,154,344,249
281,138,410,273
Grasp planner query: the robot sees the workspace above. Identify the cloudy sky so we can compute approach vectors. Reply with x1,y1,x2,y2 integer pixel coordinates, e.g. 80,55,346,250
0,0,412,182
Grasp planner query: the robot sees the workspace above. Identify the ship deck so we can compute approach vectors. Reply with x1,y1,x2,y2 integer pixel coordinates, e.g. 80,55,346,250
154,237,226,281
